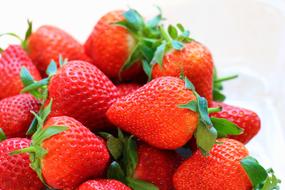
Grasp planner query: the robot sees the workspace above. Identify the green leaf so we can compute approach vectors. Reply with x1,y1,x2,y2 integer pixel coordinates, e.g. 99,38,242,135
26,117,38,135
211,117,243,137
260,169,281,190
146,6,162,28
46,60,57,76
120,43,142,74
176,23,185,32
34,126,68,143
178,100,197,112
168,25,178,39
142,60,153,82
24,20,32,41
240,156,268,188
197,96,212,127
20,67,35,87
123,136,138,177
172,40,184,50
150,42,166,66
107,161,126,183
21,78,49,93
107,136,123,160
184,77,196,91
0,128,6,141
123,9,144,31
126,177,159,190
39,100,53,123
213,89,226,102
195,121,217,156
140,44,154,62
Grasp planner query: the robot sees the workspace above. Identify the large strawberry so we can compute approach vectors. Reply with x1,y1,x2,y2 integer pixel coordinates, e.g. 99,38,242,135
84,9,163,81
28,25,91,75
21,60,119,130
78,180,131,190
0,45,41,99
12,105,110,190
0,137,44,190
116,83,140,97
173,138,280,190
0,94,39,137
101,130,179,190
210,101,261,144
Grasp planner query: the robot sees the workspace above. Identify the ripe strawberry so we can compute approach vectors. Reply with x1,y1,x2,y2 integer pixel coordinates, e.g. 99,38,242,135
107,76,198,149
210,101,261,144
0,138,44,190
116,83,140,97
0,94,40,137
78,180,131,190
28,25,92,75
14,114,110,190
152,40,214,103
0,45,41,99
47,60,119,130
84,10,141,80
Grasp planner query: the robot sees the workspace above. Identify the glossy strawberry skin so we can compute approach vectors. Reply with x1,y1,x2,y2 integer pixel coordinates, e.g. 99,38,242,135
42,116,110,189
0,45,41,99
48,60,119,130
116,83,140,97
0,94,40,138
173,138,252,190
0,138,44,190
78,179,131,190
28,25,91,75
210,102,261,144
84,10,141,80
152,41,213,104
134,143,179,190
107,76,198,149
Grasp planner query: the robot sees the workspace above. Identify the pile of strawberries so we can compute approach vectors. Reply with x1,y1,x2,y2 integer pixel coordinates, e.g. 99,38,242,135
0,8,281,190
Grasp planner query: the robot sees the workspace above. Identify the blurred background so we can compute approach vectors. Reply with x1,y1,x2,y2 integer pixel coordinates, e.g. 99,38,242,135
1,0,285,185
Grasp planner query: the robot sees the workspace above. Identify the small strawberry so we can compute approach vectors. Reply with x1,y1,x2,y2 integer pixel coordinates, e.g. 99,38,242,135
78,180,131,190
173,138,280,190
12,103,110,189
116,83,140,97
21,60,119,130
100,130,179,190
85,9,163,81
0,94,40,137
210,101,261,144
0,137,44,190
0,45,41,99
28,25,92,75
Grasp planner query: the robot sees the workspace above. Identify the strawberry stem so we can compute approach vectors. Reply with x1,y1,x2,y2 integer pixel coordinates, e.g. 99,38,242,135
214,74,238,83
208,107,222,114
10,146,36,155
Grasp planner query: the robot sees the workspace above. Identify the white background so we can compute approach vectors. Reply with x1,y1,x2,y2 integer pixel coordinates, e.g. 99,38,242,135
1,0,285,187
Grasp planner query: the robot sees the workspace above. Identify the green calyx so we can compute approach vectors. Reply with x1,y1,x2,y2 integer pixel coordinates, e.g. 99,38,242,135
99,129,159,190
117,8,192,81
240,156,281,190
10,100,68,185
213,66,238,102
0,20,32,51
0,128,7,141
178,77,243,156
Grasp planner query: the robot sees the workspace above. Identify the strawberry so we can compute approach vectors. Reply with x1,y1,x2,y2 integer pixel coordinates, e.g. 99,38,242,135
101,130,179,190
0,45,41,99
0,137,44,190
12,105,110,190
152,40,214,103
210,101,261,144
0,94,40,137
78,180,131,190
28,25,92,75
173,138,280,190
107,76,199,150
116,83,140,97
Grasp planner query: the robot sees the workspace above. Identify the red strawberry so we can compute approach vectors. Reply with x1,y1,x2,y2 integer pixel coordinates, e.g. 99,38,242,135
84,10,141,80
28,25,91,75
133,143,179,190
0,138,44,190
78,180,131,190
107,76,198,149
152,40,214,103
0,45,41,99
47,60,119,130
116,83,140,97
0,94,40,137
210,101,261,144
173,138,251,190
14,115,110,190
